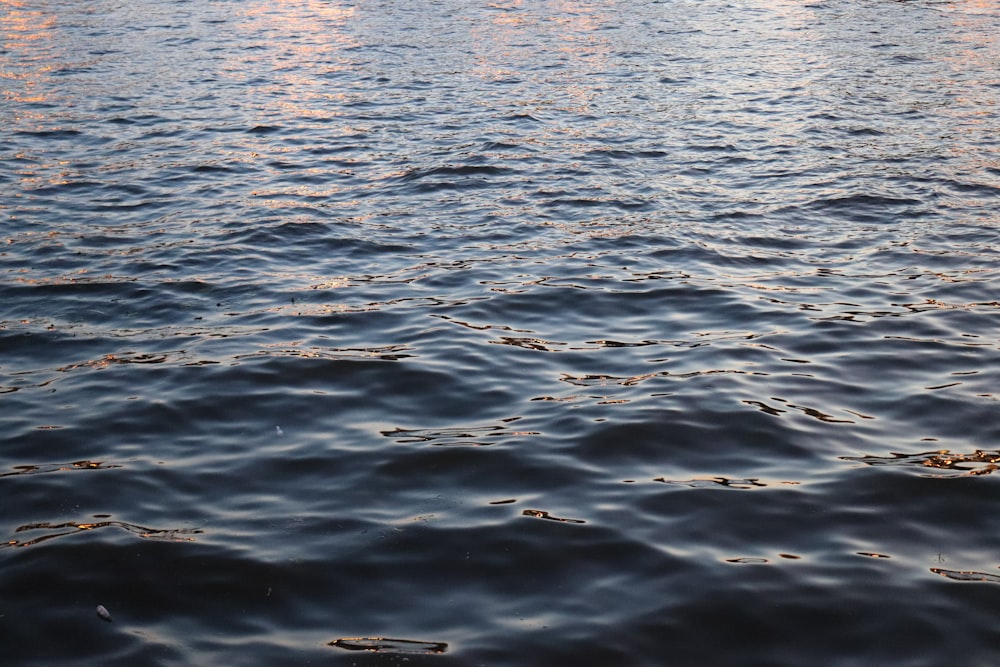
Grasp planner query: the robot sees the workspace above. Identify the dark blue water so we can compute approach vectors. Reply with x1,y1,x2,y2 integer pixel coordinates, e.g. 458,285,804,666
2,0,999,664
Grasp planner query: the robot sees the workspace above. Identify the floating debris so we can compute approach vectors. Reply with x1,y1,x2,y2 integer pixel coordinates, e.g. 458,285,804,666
96,605,112,622
328,637,448,654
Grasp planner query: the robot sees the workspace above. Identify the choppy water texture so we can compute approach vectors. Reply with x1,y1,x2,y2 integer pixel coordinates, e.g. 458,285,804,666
2,0,999,664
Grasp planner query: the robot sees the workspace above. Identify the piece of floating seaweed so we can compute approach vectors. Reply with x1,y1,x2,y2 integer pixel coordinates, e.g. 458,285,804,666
841,449,1000,477
522,509,585,524
4,520,201,548
931,568,1000,584
329,637,448,654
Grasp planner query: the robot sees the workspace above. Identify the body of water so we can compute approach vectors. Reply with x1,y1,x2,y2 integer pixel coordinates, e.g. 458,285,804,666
2,0,999,664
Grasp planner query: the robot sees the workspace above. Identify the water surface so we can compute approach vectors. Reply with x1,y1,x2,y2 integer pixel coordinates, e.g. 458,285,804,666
2,0,999,664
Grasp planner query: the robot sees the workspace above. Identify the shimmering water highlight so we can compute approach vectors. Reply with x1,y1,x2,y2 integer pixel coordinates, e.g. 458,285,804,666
2,0,999,665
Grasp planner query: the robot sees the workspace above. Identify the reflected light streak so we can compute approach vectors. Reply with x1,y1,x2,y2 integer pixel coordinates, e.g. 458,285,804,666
237,0,360,119
1,0,58,115
938,2,1000,177
469,0,616,114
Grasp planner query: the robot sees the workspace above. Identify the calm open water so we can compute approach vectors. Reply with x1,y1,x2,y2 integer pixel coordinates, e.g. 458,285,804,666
2,0,999,664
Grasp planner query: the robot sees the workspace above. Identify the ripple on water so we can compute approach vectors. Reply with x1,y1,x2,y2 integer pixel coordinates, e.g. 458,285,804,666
2,0,1000,664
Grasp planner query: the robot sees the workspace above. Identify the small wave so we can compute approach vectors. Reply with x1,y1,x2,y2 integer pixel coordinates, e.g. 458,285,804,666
14,129,82,139
398,164,513,181
584,148,668,160
798,193,926,222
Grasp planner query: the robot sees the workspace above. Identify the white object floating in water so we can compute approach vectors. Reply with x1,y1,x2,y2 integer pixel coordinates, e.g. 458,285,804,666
96,605,112,622
275,425,284,436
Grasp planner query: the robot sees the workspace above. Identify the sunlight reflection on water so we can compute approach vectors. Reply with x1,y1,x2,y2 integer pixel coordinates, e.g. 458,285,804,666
1,0,999,664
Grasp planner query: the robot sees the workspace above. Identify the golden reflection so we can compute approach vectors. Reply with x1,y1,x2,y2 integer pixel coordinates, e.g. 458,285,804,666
842,449,1000,477
5,519,201,548
240,0,359,54
468,0,616,112
931,568,1000,584
236,0,360,118
58,352,170,372
940,0,999,94
903,296,999,310
522,509,585,524
0,0,57,109
310,277,350,290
